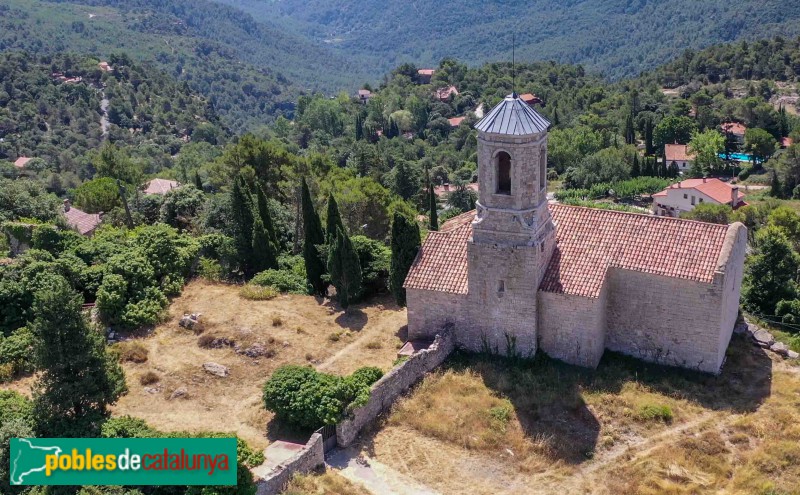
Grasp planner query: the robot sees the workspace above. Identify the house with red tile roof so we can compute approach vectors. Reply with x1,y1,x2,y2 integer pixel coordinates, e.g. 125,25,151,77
652,178,747,218
664,144,695,172
721,122,747,143
434,86,459,101
519,93,542,106
448,116,465,127
403,94,747,374
63,200,102,236
143,178,180,195
13,157,32,168
417,69,435,84
782,137,794,148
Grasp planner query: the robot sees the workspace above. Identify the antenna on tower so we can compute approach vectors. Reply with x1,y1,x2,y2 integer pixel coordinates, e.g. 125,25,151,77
512,32,516,97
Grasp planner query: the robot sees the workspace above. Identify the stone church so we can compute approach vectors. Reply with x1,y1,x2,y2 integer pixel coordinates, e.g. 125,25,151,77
404,94,747,374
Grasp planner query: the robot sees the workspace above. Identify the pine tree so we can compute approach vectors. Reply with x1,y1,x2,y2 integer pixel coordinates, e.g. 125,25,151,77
390,213,421,306
230,176,256,275
255,185,278,247
428,183,438,231
326,193,345,243
194,171,203,191
31,276,125,437
301,178,327,295
631,153,641,177
251,217,277,272
328,227,362,310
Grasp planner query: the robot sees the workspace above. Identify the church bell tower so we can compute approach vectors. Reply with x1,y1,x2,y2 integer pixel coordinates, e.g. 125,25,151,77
465,93,555,356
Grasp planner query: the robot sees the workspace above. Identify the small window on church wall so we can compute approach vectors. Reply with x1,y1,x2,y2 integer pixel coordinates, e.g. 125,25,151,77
497,280,505,293
497,152,511,195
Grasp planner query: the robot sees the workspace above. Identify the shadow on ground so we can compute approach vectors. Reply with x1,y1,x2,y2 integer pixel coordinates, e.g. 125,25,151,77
438,333,771,465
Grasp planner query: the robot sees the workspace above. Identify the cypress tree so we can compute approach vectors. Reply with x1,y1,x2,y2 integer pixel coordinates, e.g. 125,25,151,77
631,153,640,177
301,178,327,294
256,185,278,247
770,170,783,198
355,114,364,141
644,117,654,155
428,183,438,231
326,193,345,243
552,105,560,127
390,213,421,306
393,160,416,200
194,171,203,191
31,276,125,437
624,111,635,145
230,176,256,275
252,217,277,272
328,227,362,310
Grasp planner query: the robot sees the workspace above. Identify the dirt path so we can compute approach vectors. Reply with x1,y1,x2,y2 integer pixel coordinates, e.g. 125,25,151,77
327,448,440,495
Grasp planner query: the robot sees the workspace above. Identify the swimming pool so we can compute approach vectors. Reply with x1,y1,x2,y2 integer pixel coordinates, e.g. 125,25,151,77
719,152,754,162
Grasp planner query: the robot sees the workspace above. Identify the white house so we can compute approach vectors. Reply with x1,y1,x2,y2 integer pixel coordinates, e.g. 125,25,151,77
652,178,747,217
665,144,695,172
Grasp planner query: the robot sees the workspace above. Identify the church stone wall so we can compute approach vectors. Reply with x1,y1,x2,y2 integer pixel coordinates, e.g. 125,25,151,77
465,242,539,357
605,269,725,373
406,289,468,341
715,223,748,368
538,289,606,368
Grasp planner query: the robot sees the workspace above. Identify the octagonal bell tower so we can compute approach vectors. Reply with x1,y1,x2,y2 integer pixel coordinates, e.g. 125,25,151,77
464,93,555,356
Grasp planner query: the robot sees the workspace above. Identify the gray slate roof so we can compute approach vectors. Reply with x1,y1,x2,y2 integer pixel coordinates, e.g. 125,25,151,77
474,93,550,135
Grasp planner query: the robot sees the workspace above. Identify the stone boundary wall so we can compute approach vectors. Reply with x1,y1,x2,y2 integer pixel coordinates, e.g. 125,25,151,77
336,325,455,447
255,433,324,495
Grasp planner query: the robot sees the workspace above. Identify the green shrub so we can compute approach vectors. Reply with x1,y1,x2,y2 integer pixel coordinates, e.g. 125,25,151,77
101,416,158,438
240,284,278,300
0,390,34,428
262,365,383,429
198,256,223,281
636,404,673,422
0,326,35,380
251,268,308,294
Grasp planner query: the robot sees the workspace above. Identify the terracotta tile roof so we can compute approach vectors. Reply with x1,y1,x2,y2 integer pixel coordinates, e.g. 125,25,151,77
64,205,102,236
652,178,744,205
418,69,436,76
433,182,478,196
403,211,474,294
665,144,695,162
435,86,459,100
540,205,729,297
783,137,794,148
519,93,542,104
448,116,465,127
721,122,747,136
143,178,180,195
404,205,731,299
13,157,32,168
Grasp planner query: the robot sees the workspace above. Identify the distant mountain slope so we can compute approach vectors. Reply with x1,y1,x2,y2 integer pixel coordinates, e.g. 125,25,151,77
216,0,800,80
0,0,370,131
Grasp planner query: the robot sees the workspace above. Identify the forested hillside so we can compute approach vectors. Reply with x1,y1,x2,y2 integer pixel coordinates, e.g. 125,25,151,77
217,0,800,80
0,52,225,190
0,0,369,131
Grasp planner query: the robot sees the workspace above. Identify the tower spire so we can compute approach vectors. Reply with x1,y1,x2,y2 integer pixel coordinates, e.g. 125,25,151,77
512,32,516,97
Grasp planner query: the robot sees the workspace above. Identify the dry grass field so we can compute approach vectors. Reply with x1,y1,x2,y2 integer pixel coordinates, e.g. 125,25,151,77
348,334,800,495
0,280,407,450
283,471,372,495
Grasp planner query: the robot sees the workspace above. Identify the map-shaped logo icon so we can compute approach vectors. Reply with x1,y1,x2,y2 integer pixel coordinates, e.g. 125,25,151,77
10,439,62,485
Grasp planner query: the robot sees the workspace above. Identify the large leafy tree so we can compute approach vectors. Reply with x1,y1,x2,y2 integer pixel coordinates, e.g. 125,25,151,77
389,213,421,306
653,115,698,151
301,178,327,295
31,276,126,437
742,226,800,317
327,227,362,310
688,129,725,177
745,128,777,165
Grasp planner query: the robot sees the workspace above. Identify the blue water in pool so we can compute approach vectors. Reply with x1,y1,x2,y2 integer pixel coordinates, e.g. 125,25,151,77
719,152,754,162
